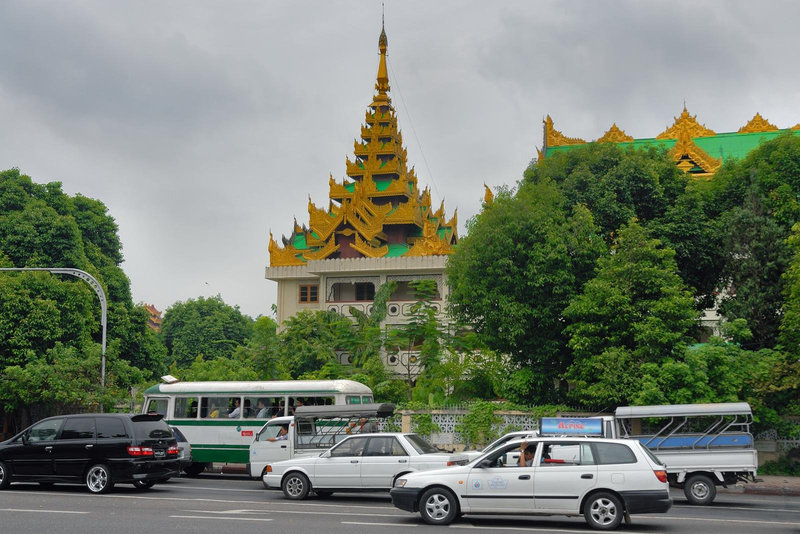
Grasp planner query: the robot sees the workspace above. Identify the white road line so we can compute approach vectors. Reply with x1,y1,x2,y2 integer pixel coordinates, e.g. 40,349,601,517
170,515,273,522
450,525,656,534
674,504,800,514
179,508,397,518
0,509,89,514
639,514,800,527
175,485,265,493
342,521,417,527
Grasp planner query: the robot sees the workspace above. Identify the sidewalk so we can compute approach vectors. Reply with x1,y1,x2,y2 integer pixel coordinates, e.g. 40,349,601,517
719,475,800,497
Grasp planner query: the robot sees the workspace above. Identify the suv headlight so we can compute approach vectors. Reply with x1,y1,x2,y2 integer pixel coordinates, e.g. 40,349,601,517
395,478,407,488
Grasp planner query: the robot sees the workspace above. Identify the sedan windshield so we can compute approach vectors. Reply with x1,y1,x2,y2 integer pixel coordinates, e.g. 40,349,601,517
405,434,438,454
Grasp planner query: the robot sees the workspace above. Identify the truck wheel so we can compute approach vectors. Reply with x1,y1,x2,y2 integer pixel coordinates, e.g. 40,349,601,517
281,472,310,500
584,491,623,530
419,487,458,525
684,474,716,505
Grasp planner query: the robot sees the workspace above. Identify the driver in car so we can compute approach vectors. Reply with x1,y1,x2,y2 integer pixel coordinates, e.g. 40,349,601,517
518,441,536,467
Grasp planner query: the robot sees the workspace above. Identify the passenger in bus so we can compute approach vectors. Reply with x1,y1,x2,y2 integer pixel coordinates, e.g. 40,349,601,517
255,399,269,418
208,402,220,418
228,398,241,419
243,399,251,417
188,400,198,418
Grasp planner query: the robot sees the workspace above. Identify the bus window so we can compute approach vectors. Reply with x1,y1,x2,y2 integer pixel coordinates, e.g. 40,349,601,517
174,397,198,419
362,396,373,404
200,396,229,419
346,396,362,404
146,398,168,416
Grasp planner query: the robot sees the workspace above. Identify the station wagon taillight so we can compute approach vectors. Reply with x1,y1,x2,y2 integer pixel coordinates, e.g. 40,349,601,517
653,470,668,483
127,446,154,457
167,446,179,455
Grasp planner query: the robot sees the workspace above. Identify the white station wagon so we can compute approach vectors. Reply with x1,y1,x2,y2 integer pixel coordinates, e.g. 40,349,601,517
262,432,466,500
390,437,672,530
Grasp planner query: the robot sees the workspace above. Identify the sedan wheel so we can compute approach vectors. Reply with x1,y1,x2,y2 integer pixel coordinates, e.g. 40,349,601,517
0,460,10,490
281,472,310,500
419,487,458,525
86,464,114,494
584,492,623,530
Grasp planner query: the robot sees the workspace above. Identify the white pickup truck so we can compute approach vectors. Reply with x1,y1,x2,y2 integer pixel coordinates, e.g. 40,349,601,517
247,403,394,481
542,402,758,505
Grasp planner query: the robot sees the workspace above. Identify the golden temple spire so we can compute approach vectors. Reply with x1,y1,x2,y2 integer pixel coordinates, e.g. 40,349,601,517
373,21,391,104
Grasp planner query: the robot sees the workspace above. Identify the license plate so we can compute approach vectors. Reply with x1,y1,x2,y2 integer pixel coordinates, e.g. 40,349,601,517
154,450,165,458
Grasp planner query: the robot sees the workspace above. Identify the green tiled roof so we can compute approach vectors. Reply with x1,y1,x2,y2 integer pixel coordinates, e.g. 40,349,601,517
386,243,409,257
292,234,310,250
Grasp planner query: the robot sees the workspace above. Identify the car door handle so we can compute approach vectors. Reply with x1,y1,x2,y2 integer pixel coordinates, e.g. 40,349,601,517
518,475,531,480
398,459,407,463
85,444,94,450
350,460,359,464
45,446,53,453
280,445,287,449
581,474,594,479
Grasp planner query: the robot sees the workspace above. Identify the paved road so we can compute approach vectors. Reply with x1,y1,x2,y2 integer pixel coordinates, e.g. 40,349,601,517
2,474,800,533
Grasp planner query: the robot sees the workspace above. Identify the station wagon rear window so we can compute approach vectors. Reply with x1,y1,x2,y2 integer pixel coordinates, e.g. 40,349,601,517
593,442,637,464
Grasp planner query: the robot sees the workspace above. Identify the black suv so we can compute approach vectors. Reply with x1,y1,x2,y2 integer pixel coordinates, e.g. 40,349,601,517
0,413,179,493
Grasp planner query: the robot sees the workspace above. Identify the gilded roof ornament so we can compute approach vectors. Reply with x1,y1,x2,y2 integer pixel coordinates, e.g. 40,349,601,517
484,184,494,206
598,123,634,143
668,127,721,177
656,106,716,139
268,232,304,267
405,220,453,256
793,124,800,130
738,113,778,133
544,115,586,147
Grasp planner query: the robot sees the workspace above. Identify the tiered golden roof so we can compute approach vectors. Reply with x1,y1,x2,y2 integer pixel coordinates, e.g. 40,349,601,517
269,25,457,267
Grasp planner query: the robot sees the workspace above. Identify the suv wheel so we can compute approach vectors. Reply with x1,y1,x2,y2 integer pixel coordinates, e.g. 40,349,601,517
86,464,114,494
584,492,623,530
0,460,10,490
419,487,458,525
281,472,310,500
684,474,716,505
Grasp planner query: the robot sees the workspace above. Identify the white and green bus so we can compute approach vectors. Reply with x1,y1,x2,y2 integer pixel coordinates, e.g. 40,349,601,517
142,379,374,474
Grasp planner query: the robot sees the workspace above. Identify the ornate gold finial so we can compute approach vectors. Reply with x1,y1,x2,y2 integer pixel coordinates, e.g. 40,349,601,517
793,123,800,131
738,113,778,134
656,106,716,139
483,184,494,206
544,115,586,147
374,22,391,103
598,123,634,143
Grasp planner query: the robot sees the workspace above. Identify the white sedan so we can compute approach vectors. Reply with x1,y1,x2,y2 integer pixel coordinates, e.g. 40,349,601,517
262,432,466,500
390,437,672,530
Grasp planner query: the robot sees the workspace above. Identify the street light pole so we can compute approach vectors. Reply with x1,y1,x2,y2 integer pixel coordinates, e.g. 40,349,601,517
0,268,108,389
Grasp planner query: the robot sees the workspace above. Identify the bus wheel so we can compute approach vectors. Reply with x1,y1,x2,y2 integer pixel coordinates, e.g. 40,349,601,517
183,462,207,477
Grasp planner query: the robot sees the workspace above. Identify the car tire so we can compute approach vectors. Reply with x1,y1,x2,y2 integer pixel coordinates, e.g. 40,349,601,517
183,462,207,476
684,474,716,505
0,460,10,490
133,480,156,490
419,487,458,525
86,464,114,494
584,491,623,530
315,490,333,498
282,472,311,500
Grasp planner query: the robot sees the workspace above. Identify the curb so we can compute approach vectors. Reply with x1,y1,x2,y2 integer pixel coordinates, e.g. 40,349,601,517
742,486,800,497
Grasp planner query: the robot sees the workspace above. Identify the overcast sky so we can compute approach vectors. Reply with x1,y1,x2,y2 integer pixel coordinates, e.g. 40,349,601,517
1,1,799,319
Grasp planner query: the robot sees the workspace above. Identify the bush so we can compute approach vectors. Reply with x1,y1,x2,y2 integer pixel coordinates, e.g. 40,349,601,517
759,456,800,477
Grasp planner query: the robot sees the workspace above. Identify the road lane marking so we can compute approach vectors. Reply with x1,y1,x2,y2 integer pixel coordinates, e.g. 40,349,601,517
179,508,397,518
0,509,89,514
450,525,656,534
177,485,265,493
639,514,800,527
170,515,273,522
674,504,800,514
342,521,417,527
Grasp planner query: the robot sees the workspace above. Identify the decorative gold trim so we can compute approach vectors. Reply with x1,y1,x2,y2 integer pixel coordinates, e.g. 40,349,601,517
669,128,721,176
351,233,388,258
792,124,800,131
738,113,778,133
404,220,452,257
268,232,305,267
598,123,634,143
302,237,339,261
656,107,716,139
544,115,586,147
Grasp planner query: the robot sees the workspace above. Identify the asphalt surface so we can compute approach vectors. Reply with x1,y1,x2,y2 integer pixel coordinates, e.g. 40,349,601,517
1,473,800,533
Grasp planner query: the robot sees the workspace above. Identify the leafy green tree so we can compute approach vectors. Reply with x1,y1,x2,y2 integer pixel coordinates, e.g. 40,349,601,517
346,281,397,367
160,295,254,366
564,220,697,407
447,180,606,403
275,310,354,378
169,353,259,382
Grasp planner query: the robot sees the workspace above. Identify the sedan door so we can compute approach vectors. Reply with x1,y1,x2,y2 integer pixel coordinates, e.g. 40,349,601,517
534,442,598,513
51,417,97,480
464,443,536,513
8,418,64,479
359,436,410,489
313,436,368,488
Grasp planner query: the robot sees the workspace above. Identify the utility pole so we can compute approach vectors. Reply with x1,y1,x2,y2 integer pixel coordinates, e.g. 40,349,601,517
0,268,108,390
